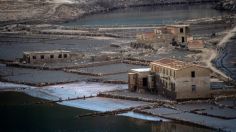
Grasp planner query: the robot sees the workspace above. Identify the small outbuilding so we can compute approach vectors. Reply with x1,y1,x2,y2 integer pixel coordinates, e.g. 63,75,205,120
128,68,155,93
22,50,71,64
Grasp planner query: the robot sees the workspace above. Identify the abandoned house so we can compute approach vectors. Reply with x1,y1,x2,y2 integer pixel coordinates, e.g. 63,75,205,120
128,58,212,100
22,50,71,64
128,68,154,93
165,25,190,44
136,25,204,50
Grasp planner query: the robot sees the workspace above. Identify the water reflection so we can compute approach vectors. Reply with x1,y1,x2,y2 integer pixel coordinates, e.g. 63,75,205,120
151,122,214,132
0,92,214,132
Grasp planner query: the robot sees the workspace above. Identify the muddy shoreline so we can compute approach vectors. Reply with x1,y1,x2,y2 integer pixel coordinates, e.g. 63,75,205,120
60,1,219,25
0,0,219,26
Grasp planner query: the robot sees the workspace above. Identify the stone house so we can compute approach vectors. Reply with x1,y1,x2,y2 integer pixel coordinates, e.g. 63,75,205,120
166,25,190,44
137,25,190,44
136,25,205,50
128,58,212,100
150,58,212,100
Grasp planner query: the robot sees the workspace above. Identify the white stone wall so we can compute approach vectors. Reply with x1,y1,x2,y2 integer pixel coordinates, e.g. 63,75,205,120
27,52,71,64
175,76,211,99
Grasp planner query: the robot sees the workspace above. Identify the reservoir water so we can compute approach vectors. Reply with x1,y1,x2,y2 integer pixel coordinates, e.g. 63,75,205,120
0,92,214,132
63,4,228,26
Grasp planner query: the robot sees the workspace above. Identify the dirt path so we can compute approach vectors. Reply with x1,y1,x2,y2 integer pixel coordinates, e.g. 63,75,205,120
204,26,236,80
42,3,62,19
218,26,236,47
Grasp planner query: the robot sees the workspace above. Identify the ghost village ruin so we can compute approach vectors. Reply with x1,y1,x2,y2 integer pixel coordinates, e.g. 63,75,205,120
1,0,236,131
1,23,236,131
128,25,226,100
14,24,235,100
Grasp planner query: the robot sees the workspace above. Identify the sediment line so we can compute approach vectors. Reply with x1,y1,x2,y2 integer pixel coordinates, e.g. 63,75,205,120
98,92,176,104
75,103,162,118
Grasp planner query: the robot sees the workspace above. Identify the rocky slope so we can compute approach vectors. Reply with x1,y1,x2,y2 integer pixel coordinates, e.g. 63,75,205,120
0,0,219,25
215,0,236,11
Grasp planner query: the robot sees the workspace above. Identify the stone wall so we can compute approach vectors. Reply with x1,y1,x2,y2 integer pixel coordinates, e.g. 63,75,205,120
175,66,212,99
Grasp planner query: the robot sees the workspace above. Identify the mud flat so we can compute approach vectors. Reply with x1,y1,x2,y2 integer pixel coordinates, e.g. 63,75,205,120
97,88,236,131
0,79,236,131
68,63,147,76
207,25,236,82
215,33,236,80
0,64,90,86
136,106,236,131
0,34,118,61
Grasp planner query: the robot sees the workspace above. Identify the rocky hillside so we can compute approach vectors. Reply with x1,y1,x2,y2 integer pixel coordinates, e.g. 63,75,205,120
55,0,219,20
215,0,236,11
0,0,219,25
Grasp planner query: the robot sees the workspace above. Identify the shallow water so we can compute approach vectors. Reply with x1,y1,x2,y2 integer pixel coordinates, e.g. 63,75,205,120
218,39,236,80
63,4,228,26
0,64,89,84
0,34,121,61
0,91,214,132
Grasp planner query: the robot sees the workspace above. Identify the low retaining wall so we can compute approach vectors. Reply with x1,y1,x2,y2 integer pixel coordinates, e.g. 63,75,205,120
6,58,150,71
98,92,176,104
123,58,151,66
7,59,122,70
65,69,127,77
133,109,217,131
87,78,127,84
38,30,122,38
0,78,81,87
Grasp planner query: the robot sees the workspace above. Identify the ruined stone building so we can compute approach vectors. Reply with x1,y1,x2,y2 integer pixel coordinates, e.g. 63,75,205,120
22,50,71,64
136,25,205,50
165,25,190,44
187,40,205,50
128,68,153,93
136,32,157,44
128,58,212,100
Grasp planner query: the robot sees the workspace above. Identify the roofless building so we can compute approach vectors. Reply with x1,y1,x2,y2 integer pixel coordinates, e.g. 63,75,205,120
22,50,71,64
